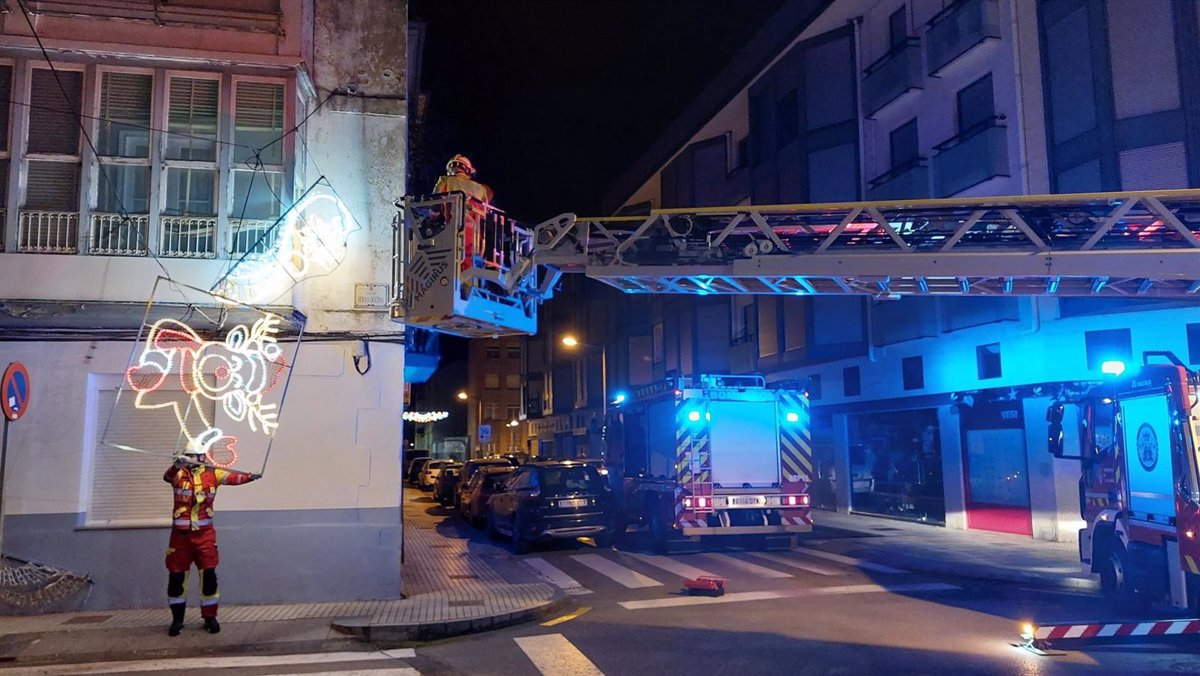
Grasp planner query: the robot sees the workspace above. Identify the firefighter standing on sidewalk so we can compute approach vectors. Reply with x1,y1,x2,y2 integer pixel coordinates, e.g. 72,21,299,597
163,448,260,636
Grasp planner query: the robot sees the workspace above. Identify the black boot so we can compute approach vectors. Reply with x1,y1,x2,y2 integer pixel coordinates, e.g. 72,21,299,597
203,617,221,634
168,603,186,636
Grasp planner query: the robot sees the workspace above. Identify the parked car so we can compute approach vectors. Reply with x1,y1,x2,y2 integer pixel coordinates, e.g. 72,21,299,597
487,461,619,554
456,457,519,509
419,459,451,491
406,451,433,484
434,463,463,506
461,465,516,528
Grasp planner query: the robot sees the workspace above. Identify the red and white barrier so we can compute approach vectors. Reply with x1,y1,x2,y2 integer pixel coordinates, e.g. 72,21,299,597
1033,618,1200,642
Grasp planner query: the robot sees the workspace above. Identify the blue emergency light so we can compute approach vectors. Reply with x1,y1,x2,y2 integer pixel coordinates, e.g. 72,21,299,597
1101,360,1126,376
785,411,800,423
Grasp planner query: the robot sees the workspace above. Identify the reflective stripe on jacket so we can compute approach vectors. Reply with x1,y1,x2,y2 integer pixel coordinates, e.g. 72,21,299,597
164,465,252,531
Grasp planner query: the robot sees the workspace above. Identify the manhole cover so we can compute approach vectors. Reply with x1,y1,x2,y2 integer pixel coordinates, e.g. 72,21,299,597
448,600,484,607
62,615,111,625
448,574,479,580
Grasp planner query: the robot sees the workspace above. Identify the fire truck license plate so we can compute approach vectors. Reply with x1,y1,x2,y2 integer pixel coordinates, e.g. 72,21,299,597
731,496,763,506
558,498,587,508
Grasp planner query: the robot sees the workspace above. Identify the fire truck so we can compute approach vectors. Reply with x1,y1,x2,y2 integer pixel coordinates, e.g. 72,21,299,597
605,374,812,552
1047,352,1200,609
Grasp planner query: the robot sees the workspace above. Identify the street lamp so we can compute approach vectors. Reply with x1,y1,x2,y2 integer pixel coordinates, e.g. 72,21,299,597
456,390,468,401
560,334,608,448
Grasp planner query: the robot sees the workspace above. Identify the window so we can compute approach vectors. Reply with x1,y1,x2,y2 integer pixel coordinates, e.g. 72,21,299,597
1084,329,1132,371
977,343,1002,380
843,366,861,397
0,65,12,208
484,373,500,389
1188,324,1200,365
506,404,521,420
485,346,500,359
96,71,153,217
735,136,750,170
806,374,822,400
889,118,919,168
902,355,924,390
26,68,83,211
758,297,779,358
505,373,521,390
956,74,994,136
775,90,799,149
231,80,285,222
507,346,521,359
888,7,907,50
484,402,500,420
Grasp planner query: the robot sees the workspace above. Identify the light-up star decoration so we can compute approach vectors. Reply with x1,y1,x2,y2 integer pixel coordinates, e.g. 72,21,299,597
125,314,289,467
216,191,356,304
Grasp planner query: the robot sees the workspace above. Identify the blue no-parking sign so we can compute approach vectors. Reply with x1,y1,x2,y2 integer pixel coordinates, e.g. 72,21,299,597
2,362,30,422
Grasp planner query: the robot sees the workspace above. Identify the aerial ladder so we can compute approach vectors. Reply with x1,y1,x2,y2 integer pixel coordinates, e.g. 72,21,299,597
393,188,1200,337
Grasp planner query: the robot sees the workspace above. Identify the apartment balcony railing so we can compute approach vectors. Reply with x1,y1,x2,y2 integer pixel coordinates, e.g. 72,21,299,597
27,1,283,34
229,218,279,259
932,117,1009,197
925,0,1001,76
17,211,78,254
862,38,924,117
89,213,149,256
867,158,931,201
160,215,217,258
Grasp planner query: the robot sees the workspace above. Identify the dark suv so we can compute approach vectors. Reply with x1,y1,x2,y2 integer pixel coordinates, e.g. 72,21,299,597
487,461,618,554
455,457,518,510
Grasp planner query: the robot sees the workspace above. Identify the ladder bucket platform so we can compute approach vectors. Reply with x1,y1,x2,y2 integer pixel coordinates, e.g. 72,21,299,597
1016,618,1200,654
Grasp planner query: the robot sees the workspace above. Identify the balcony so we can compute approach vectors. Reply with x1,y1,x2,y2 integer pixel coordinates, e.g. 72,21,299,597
867,158,931,201
17,211,78,254
89,213,148,256
932,117,1009,197
160,215,217,258
925,0,1001,76
229,218,279,259
862,39,924,117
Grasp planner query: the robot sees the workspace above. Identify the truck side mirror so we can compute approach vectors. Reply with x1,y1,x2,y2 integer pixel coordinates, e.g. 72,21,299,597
1046,403,1065,457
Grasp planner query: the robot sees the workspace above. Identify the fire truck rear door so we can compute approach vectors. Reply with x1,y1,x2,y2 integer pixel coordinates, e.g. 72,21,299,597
1120,395,1177,523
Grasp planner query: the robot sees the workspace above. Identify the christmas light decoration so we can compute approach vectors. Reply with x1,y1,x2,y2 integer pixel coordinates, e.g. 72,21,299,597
125,314,288,466
402,411,450,423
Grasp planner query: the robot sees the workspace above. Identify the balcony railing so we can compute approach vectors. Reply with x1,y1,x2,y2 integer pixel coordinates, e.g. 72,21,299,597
926,0,1001,76
160,215,217,258
862,38,924,116
17,211,78,253
932,117,1009,197
867,158,931,201
89,213,149,256
229,218,279,259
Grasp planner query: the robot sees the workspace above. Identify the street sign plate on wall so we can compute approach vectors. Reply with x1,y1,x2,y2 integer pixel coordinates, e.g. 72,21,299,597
478,424,492,443
2,362,31,422
354,283,390,310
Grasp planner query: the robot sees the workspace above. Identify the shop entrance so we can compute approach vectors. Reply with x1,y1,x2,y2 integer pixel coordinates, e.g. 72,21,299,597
960,399,1032,536
847,408,944,524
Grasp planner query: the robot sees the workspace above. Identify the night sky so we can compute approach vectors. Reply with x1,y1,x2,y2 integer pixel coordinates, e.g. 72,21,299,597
411,0,788,222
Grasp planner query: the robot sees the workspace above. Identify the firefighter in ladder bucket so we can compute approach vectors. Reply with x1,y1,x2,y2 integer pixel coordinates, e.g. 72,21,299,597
164,449,260,636
433,154,494,274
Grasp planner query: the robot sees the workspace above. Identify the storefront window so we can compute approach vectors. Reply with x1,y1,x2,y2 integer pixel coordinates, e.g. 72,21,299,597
848,409,944,524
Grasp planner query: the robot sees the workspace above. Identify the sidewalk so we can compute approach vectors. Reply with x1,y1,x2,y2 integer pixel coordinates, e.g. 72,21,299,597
810,510,1098,592
0,491,565,665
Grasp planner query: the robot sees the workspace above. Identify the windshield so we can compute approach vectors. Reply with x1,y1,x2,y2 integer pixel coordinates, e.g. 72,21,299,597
538,465,608,496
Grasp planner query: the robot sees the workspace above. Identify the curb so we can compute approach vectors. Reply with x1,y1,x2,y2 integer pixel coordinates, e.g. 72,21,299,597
331,590,571,643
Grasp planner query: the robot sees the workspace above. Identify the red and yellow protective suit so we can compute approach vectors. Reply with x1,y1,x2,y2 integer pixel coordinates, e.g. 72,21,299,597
164,463,256,620
433,172,494,271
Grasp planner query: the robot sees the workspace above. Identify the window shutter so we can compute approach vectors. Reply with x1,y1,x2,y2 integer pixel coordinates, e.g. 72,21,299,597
0,65,12,153
99,72,152,158
88,388,215,527
25,161,79,210
28,69,82,155
167,78,218,162
234,81,284,164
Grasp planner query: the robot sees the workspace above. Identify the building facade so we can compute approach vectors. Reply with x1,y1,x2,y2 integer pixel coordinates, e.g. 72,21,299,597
465,336,529,457
0,0,410,610
537,0,1200,543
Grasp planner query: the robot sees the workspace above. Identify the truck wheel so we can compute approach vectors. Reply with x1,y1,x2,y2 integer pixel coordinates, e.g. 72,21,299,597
595,528,615,549
648,501,669,554
1099,541,1133,602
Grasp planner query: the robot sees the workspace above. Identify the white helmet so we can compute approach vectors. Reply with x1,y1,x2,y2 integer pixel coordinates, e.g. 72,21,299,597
446,154,476,177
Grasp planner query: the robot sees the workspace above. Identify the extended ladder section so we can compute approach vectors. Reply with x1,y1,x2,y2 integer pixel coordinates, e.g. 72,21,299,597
532,189,1200,299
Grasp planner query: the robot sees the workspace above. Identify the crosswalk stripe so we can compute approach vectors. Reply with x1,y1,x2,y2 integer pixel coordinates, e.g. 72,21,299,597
525,557,593,595
278,670,419,676
745,551,844,576
703,553,793,578
794,548,907,574
573,554,662,588
624,552,719,580
0,651,413,675
619,582,959,610
515,633,605,675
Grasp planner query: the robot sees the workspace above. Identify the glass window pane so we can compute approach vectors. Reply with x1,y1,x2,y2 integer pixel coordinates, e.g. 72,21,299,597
25,161,79,210
98,72,152,158
0,65,11,153
97,164,150,213
889,7,907,49
231,170,283,220
234,81,285,165
29,69,82,155
0,160,7,204
890,119,919,167
956,74,994,135
167,78,218,162
165,167,216,216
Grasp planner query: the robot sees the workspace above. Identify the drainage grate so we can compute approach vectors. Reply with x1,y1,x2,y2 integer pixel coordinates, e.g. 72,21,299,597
448,600,484,607
62,615,112,625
